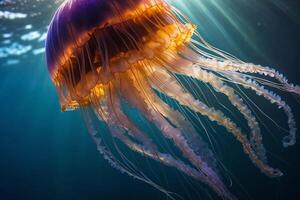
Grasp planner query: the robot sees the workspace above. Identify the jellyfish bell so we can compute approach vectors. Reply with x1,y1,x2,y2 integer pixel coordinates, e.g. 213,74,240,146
46,0,194,111
46,0,299,199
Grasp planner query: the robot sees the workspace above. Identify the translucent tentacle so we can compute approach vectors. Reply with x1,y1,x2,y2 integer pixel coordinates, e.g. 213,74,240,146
220,71,297,147
121,69,236,200
81,108,171,197
157,65,267,162
147,67,282,178
137,65,220,173
107,80,158,151
156,43,297,148
150,89,219,172
103,82,234,199
175,44,300,95
216,61,300,95
87,83,211,200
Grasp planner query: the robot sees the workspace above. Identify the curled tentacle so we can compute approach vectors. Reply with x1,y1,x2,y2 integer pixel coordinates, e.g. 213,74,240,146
219,71,297,147
156,42,298,149
153,62,268,162
147,66,282,178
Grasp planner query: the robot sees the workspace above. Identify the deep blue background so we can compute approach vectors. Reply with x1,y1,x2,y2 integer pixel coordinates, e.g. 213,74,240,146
0,0,300,199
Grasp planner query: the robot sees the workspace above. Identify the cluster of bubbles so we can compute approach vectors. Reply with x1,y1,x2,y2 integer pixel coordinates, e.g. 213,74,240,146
0,0,64,66
0,10,27,19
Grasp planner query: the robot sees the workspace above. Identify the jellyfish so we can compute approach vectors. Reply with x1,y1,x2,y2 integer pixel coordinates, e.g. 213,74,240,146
45,0,299,199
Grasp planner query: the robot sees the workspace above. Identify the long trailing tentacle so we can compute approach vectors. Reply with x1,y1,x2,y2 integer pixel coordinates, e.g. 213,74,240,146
136,63,220,173
170,4,299,96
82,108,177,199
86,83,181,199
179,41,300,95
120,68,236,200
218,71,297,147
155,37,297,149
156,64,268,162
145,65,282,178
87,78,237,199
106,81,158,151
148,81,220,172
143,75,232,186
86,82,217,200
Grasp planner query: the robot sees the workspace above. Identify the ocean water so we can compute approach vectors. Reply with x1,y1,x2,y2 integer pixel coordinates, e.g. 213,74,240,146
0,0,300,200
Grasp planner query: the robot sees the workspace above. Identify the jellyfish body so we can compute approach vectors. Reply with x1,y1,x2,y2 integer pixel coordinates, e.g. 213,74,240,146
46,0,299,199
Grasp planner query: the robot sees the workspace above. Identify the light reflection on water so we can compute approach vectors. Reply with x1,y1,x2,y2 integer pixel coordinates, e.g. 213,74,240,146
1,0,299,65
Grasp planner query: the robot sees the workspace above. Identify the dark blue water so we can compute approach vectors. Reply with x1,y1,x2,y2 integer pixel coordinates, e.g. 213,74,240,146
0,0,300,199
